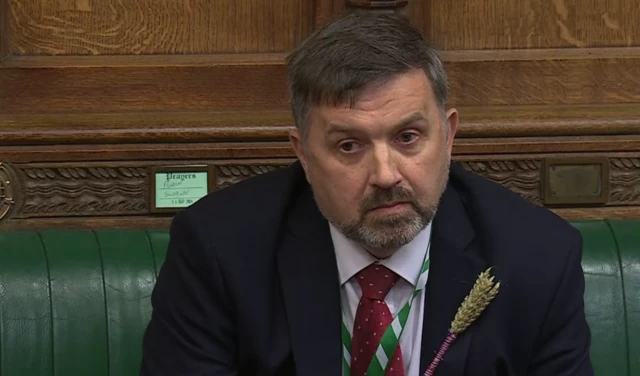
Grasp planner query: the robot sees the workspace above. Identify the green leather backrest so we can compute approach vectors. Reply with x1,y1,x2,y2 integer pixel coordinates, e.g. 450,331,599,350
0,229,169,375
572,220,630,376
608,220,640,376
0,220,638,375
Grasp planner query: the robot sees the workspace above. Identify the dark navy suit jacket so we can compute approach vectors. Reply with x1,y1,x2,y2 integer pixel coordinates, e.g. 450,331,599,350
140,161,594,376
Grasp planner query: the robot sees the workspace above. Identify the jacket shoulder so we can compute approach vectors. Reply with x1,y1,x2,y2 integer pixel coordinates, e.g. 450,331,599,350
450,162,581,249
172,162,304,244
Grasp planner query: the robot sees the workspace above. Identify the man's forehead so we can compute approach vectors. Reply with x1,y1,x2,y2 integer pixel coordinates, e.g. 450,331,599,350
310,98,433,125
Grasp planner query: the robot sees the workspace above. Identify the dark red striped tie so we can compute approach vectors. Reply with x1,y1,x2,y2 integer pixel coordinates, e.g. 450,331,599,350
350,263,406,376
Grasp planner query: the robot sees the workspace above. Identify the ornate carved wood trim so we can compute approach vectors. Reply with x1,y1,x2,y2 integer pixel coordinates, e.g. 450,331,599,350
0,160,294,221
460,160,543,205
2,153,640,229
215,164,289,190
17,166,148,218
0,162,17,221
610,158,640,206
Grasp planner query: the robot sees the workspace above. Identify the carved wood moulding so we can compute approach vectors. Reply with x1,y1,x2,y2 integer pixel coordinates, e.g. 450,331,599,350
17,166,148,218
609,158,640,205
215,164,287,190
460,160,544,205
1,155,639,225
0,163,17,221
459,157,640,208
1,161,292,220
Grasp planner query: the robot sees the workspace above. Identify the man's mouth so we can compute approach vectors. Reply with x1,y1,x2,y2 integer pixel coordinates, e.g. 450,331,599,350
372,201,409,210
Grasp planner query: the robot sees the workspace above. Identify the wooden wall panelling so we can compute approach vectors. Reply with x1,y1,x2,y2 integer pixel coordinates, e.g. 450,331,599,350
444,50,640,106
404,0,430,36
2,49,640,114
2,0,640,230
7,0,314,55
2,104,640,148
3,130,640,164
0,0,8,61
0,111,295,145
314,0,347,28
452,104,640,137
429,0,640,50
0,63,290,113
314,0,430,37
0,142,296,163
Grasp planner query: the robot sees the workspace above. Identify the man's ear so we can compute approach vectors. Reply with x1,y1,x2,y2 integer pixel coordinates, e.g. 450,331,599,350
289,128,310,176
445,108,459,153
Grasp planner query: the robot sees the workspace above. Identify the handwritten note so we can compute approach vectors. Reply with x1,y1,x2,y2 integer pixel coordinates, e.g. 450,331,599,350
155,171,208,209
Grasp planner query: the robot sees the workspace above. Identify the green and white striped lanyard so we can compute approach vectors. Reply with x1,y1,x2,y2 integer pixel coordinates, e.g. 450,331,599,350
341,237,431,376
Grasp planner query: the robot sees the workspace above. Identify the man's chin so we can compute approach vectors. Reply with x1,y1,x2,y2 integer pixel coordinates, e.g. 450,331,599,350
365,217,425,239
334,216,426,253
358,228,421,254
364,211,419,227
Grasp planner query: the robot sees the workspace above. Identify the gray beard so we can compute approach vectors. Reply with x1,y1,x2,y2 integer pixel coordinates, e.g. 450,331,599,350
331,200,436,252
310,156,450,253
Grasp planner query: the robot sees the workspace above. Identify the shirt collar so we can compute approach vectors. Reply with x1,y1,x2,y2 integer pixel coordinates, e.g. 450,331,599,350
330,221,432,287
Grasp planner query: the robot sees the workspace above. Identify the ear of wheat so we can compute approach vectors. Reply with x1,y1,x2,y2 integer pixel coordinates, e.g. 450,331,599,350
424,268,500,376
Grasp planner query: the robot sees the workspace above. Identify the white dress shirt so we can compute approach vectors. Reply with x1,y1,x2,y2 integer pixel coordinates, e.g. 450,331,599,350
330,221,432,376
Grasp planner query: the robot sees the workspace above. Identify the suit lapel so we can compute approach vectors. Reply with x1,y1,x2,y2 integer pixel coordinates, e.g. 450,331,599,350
277,183,342,376
420,181,488,375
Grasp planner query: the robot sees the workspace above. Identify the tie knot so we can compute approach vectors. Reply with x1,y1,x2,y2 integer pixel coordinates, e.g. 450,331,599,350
355,263,400,300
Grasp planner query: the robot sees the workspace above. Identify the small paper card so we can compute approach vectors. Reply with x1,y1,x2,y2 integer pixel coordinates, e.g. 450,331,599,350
150,166,211,213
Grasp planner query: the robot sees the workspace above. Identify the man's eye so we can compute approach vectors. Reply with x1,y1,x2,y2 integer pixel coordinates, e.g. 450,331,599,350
398,132,418,143
339,141,360,153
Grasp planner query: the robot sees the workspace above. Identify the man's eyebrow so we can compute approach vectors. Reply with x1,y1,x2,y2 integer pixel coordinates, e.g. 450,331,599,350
325,123,354,136
392,112,427,130
325,112,427,136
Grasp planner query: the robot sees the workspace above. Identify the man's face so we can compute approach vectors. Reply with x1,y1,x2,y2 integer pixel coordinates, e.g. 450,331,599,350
290,69,458,257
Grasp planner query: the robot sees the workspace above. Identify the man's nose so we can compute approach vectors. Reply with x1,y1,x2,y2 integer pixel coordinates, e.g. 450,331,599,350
370,145,402,189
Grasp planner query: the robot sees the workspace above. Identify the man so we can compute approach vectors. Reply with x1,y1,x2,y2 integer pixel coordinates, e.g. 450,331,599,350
140,11,593,376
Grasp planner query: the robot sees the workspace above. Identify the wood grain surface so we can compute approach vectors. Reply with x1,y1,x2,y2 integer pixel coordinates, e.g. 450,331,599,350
3,137,640,164
7,0,313,54
2,0,640,227
429,0,640,49
313,0,430,37
0,0,8,60
2,104,640,145
445,56,640,106
0,64,290,113
2,53,640,114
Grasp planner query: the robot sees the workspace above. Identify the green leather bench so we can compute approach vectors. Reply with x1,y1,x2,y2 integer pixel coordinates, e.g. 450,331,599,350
0,220,638,375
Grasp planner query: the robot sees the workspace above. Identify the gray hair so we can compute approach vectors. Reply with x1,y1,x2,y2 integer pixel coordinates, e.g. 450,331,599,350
286,11,449,140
